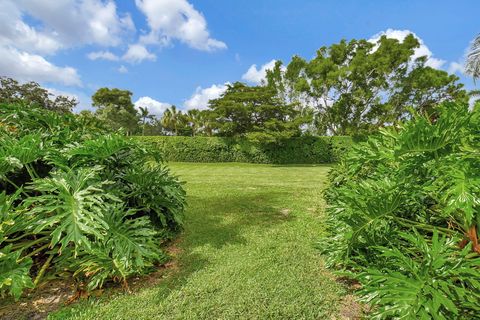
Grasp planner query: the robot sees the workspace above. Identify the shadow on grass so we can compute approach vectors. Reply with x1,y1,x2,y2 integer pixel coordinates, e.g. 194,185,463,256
184,191,294,248
48,178,302,318
149,190,295,299
269,163,332,168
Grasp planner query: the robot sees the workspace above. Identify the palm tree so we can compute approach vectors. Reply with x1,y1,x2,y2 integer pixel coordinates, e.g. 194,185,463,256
161,105,183,135
138,106,154,136
197,110,215,137
186,109,200,136
466,34,480,80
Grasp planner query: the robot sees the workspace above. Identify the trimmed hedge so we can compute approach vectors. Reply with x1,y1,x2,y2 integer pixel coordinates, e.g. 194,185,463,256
138,136,352,164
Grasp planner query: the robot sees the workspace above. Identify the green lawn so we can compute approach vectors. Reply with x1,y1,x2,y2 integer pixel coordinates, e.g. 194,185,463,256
50,163,346,319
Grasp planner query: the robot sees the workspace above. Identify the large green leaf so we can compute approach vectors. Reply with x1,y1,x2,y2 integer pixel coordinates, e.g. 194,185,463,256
440,168,480,227
0,245,34,300
103,205,161,268
25,166,114,253
0,133,44,178
71,205,165,290
357,231,480,319
394,104,470,157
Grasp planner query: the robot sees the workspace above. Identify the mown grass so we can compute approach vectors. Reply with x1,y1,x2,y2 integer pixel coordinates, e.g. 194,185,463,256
50,162,346,319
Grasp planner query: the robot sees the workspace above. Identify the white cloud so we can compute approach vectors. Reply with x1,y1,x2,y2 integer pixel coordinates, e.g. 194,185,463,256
242,60,278,84
0,0,135,87
135,0,226,51
87,51,120,61
0,46,81,86
448,61,464,75
16,0,134,47
0,0,139,86
117,65,128,73
134,96,171,116
369,29,446,69
0,1,62,55
0,0,228,89
184,83,228,110
122,44,156,63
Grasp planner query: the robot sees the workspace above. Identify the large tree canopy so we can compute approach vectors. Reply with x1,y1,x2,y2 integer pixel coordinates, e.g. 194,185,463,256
0,77,78,113
207,82,312,143
92,88,139,134
266,34,467,135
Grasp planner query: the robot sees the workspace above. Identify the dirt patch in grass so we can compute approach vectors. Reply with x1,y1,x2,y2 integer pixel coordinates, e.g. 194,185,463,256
279,208,291,217
337,294,364,320
334,276,367,319
0,279,76,320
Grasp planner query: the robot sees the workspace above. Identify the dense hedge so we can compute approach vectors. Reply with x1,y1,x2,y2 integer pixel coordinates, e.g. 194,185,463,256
139,136,353,164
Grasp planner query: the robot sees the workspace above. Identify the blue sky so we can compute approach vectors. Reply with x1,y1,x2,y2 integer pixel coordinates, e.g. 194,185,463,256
0,0,478,115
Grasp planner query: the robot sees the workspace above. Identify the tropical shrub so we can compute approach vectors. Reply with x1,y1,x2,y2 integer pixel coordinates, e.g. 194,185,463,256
140,135,352,164
0,103,186,300
321,102,480,319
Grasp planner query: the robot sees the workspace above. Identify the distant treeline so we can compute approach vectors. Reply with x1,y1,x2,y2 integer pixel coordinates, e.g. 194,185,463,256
1,33,475,142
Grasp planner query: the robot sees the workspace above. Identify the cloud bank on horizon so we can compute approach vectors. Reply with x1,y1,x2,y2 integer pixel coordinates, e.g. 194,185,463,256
0,0,470,116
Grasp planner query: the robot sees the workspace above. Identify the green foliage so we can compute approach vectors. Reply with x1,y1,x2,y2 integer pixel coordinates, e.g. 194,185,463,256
140,135,353,164
71,206,165,291
92,87,140,134
358,231,480,320
0,77,78,113
0,103,186,300
267,35,467,135
25,167,112,253
0,245,34,300
49,163,345,320
161,105,186,136
155,83,313,142
207,82,312,143
322,102,480,318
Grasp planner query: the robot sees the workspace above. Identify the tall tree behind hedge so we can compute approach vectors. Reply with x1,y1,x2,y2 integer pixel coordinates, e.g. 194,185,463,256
466,33,480,79
161,105,186,136
0,77,78,113
266,34,467,135
92,88,139,134
207,82,312,143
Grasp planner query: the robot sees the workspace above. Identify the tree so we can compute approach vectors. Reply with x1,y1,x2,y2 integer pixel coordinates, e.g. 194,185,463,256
207,82,311,143
267,35,467,135
388,64,466,119
138,106,154,136
160,105,185,135
466,34,480,80
91,88,139,134
0,77,77,113
185,109,201,136
142,118,164,136
197,110,215,137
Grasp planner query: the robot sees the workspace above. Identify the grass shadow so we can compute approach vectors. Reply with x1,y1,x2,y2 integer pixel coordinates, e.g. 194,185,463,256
269,163,332,168
183,191,294,250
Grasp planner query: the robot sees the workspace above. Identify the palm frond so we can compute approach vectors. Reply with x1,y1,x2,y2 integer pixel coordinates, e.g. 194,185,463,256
466,34,480,79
